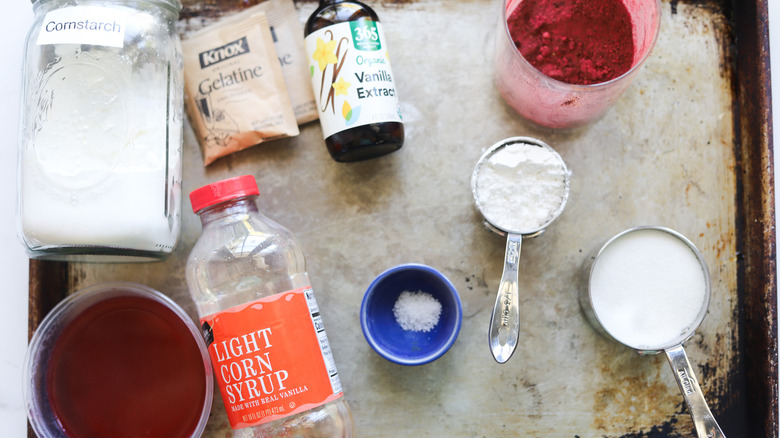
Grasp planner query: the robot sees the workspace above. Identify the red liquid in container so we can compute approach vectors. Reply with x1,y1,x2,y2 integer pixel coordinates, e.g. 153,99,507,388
45,294,207,438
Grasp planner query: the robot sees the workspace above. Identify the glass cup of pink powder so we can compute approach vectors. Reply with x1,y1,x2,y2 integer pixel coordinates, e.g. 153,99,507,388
360,264,463,366
494,0,661,129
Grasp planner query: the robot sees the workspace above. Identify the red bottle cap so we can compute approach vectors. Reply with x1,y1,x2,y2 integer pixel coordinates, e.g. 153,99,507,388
190,175,260,213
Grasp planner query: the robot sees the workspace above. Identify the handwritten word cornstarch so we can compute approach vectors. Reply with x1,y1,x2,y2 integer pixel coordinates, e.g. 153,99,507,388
590,229,708,350
393,290,442,332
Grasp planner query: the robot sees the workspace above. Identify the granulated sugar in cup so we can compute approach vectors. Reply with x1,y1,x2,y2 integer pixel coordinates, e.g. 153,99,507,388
582,226,726,437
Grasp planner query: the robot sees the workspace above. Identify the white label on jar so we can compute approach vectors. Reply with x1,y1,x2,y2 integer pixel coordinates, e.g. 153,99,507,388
305,21,402,138
37,6,128,48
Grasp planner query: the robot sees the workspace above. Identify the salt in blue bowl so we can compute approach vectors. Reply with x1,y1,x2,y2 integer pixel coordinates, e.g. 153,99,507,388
360,264,463,366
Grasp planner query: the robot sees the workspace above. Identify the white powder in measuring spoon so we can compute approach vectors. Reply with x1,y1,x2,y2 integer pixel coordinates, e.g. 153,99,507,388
393,290,442,332
589,229,708,350
475,142,568,233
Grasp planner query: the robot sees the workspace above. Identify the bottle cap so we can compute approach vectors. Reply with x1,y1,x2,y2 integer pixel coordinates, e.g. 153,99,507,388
190,175,259,213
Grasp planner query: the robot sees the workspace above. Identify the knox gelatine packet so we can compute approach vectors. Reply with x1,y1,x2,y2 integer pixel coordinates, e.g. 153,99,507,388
200,286,343,429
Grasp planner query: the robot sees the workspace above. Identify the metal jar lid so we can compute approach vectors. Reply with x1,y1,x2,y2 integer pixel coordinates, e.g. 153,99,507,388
31,0,183,13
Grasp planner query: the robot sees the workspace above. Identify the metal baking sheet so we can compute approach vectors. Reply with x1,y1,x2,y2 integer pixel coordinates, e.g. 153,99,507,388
28,0,776,436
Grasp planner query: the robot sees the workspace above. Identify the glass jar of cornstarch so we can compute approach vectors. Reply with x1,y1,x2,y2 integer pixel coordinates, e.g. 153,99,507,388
18,0,183,262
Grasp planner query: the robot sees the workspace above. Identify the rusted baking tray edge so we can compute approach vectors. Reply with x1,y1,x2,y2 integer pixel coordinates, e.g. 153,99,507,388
731,0,777,437
26,0,777,437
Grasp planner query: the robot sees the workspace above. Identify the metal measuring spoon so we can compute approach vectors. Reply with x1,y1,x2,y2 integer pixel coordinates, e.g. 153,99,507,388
471,137,570,364
582,226,726,438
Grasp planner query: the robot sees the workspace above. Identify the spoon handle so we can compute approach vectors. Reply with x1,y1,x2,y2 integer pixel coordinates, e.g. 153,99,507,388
488,233,522,363
665,344,726,438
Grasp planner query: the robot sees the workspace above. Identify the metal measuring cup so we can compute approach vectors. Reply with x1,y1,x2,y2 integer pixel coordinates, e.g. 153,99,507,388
581,226,726,438
471,137,570,364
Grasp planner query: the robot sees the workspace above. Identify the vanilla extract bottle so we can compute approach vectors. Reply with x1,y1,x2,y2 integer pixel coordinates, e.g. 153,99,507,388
304,0,404,162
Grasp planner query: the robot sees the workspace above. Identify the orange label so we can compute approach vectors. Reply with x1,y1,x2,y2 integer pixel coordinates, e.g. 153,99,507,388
200,286,343,429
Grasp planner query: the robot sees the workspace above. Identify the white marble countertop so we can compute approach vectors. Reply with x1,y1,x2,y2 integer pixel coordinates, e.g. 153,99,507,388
1,3,33,436
1,1,777,436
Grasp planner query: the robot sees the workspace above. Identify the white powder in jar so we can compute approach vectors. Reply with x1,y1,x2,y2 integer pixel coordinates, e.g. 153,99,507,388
474,142,568,233
589,228,708,350
19,45,181,254
392,290,442,332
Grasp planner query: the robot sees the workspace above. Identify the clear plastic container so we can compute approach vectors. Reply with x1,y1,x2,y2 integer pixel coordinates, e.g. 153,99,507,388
186,175,354,437
24,282,213,438
494,0,661,129
17,0,184,261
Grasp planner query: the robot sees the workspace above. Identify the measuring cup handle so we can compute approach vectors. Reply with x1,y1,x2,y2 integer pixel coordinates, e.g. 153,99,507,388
665,345,726,438
488,233,522,363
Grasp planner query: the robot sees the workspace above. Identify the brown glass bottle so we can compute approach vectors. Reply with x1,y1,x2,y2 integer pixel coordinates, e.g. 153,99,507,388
305,0,404,162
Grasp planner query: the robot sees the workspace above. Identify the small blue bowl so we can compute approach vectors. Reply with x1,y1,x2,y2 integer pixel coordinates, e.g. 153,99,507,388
360,264,463,366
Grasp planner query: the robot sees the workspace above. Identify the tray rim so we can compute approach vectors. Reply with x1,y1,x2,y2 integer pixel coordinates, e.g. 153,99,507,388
731,0,777,436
